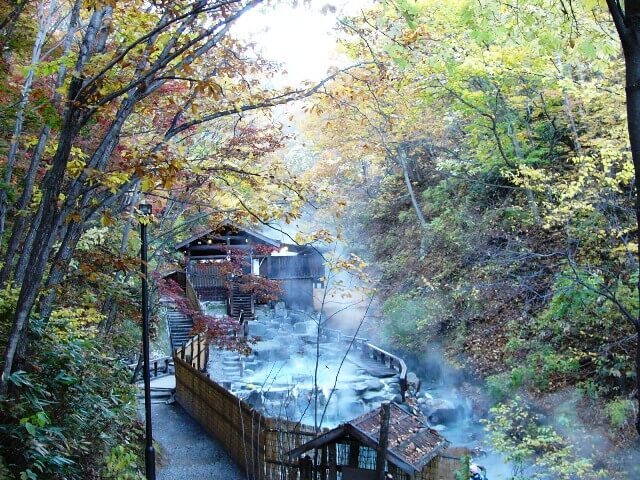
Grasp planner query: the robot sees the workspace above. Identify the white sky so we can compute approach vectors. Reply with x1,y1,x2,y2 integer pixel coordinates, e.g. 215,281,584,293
233,0,373,85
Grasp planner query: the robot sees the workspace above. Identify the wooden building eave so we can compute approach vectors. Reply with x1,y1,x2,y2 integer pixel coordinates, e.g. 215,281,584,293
175,221,281,252
287,423,444,476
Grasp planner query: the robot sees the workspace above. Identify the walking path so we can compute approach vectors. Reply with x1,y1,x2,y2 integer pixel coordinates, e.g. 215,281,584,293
147,401,244,480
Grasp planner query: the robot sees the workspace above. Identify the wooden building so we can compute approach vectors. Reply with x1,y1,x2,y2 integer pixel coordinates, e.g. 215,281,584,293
175,222,325,317
288,403,452,480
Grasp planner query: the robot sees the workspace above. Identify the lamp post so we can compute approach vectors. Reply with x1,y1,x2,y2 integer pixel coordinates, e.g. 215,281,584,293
140,203,156,480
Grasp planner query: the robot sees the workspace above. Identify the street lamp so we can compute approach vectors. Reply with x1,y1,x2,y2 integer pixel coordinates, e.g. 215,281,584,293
139,203,156,480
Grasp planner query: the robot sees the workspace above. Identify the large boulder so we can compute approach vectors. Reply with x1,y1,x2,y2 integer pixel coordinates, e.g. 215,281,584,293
253,339,290,361
244,390,263,409
422,397,455,414
274,301,287,318
428,405,465,425
249,322,268,337
293,321,316,334
406,372,421,392
288,311,309,324
366,379,383,392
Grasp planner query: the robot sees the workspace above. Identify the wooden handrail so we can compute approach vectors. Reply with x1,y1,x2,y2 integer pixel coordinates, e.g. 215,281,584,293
318,327,409,401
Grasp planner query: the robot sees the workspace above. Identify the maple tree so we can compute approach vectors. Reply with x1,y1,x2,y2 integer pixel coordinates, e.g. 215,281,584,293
0,0,355,393
0,0,357,476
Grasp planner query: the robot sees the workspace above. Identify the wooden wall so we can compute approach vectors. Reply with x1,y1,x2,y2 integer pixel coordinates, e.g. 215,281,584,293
278,278,314,309
174,357,317,480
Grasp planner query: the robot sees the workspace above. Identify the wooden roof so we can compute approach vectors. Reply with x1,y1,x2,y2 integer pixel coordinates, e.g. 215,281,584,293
288,403,448,475
175,221,281,251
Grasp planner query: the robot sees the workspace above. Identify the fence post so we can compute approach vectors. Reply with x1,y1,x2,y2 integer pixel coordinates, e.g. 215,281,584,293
197,334,202,371
328,444,337,480
320,446,328,480
376,402,390,480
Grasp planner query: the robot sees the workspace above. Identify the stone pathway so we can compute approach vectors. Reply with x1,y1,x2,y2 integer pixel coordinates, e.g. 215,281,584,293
147,402,244,480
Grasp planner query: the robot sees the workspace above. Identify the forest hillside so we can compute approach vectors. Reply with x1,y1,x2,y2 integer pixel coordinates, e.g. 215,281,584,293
1,0,640,479
297,1,640,478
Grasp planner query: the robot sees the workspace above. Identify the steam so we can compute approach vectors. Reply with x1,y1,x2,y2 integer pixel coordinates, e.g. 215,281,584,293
205,302,402,428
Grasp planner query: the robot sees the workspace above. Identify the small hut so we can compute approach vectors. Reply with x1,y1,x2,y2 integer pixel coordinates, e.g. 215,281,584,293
175,221,325,312
288,402,451,480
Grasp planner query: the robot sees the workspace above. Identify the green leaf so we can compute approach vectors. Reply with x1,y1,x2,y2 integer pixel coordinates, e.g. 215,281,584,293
20,469,37,480
6,371,33,387
24,422,36,436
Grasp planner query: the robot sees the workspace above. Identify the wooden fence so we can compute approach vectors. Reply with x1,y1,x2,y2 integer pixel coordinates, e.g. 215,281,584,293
174,353,464,480
174,356,319,479
175,332,208,371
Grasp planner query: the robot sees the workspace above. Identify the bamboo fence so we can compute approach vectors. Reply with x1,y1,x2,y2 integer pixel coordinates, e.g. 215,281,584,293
174,351,463,480
176,332,208,371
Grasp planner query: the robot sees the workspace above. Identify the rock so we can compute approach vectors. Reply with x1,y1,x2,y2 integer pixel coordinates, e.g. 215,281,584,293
366,379,383,391
244,390,263,408
422,398,454,414
432,424,446,432
407,372,421,392
386,383,401,394
428,406,465,425
253,339,290,361
354,382,369,394
254,307,273,321
274,301,287,318
278,323,294,334
293,321,316,334
288,311,308,324
362,390,385,402
249,322,268,337
392,394,403,403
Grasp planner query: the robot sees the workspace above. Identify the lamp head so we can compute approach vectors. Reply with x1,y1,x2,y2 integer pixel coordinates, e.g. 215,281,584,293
140,203,152,215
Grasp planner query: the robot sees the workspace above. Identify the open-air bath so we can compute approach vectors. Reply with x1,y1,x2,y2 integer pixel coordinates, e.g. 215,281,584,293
203,302,402,428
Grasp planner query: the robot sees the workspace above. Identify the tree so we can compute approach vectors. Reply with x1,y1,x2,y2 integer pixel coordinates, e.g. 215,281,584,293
300,0,640,457
606,0,640,436
0,0,359,393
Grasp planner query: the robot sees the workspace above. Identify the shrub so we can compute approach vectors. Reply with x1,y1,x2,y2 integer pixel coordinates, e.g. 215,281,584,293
604,398,635,429
0,313,143,479
484,396,607,479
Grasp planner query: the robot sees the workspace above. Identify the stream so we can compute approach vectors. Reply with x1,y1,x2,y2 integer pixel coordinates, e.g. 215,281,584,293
203,300,514,478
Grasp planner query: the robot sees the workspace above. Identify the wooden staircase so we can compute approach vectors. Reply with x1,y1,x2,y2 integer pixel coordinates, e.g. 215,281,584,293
163,299,194,352
230,282,254,321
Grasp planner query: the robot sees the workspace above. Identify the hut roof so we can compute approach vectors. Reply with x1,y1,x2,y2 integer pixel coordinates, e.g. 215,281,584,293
175,221,281,251
288,403,448,475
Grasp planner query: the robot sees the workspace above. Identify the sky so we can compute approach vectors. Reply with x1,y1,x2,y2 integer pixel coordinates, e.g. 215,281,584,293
233,1,373,85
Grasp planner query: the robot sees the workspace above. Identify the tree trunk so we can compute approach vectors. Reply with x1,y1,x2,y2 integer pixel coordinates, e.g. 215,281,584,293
0,73,83,392
0,0,80,287
606,0,640,436
0,126,49,287
0,0,50,238
398,145,429,255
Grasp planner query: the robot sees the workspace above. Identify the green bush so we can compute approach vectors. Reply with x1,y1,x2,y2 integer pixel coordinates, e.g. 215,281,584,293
382,294,429,348
0,314,143,479
486,368,527,401
484,397,607,479
604,398,635,429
